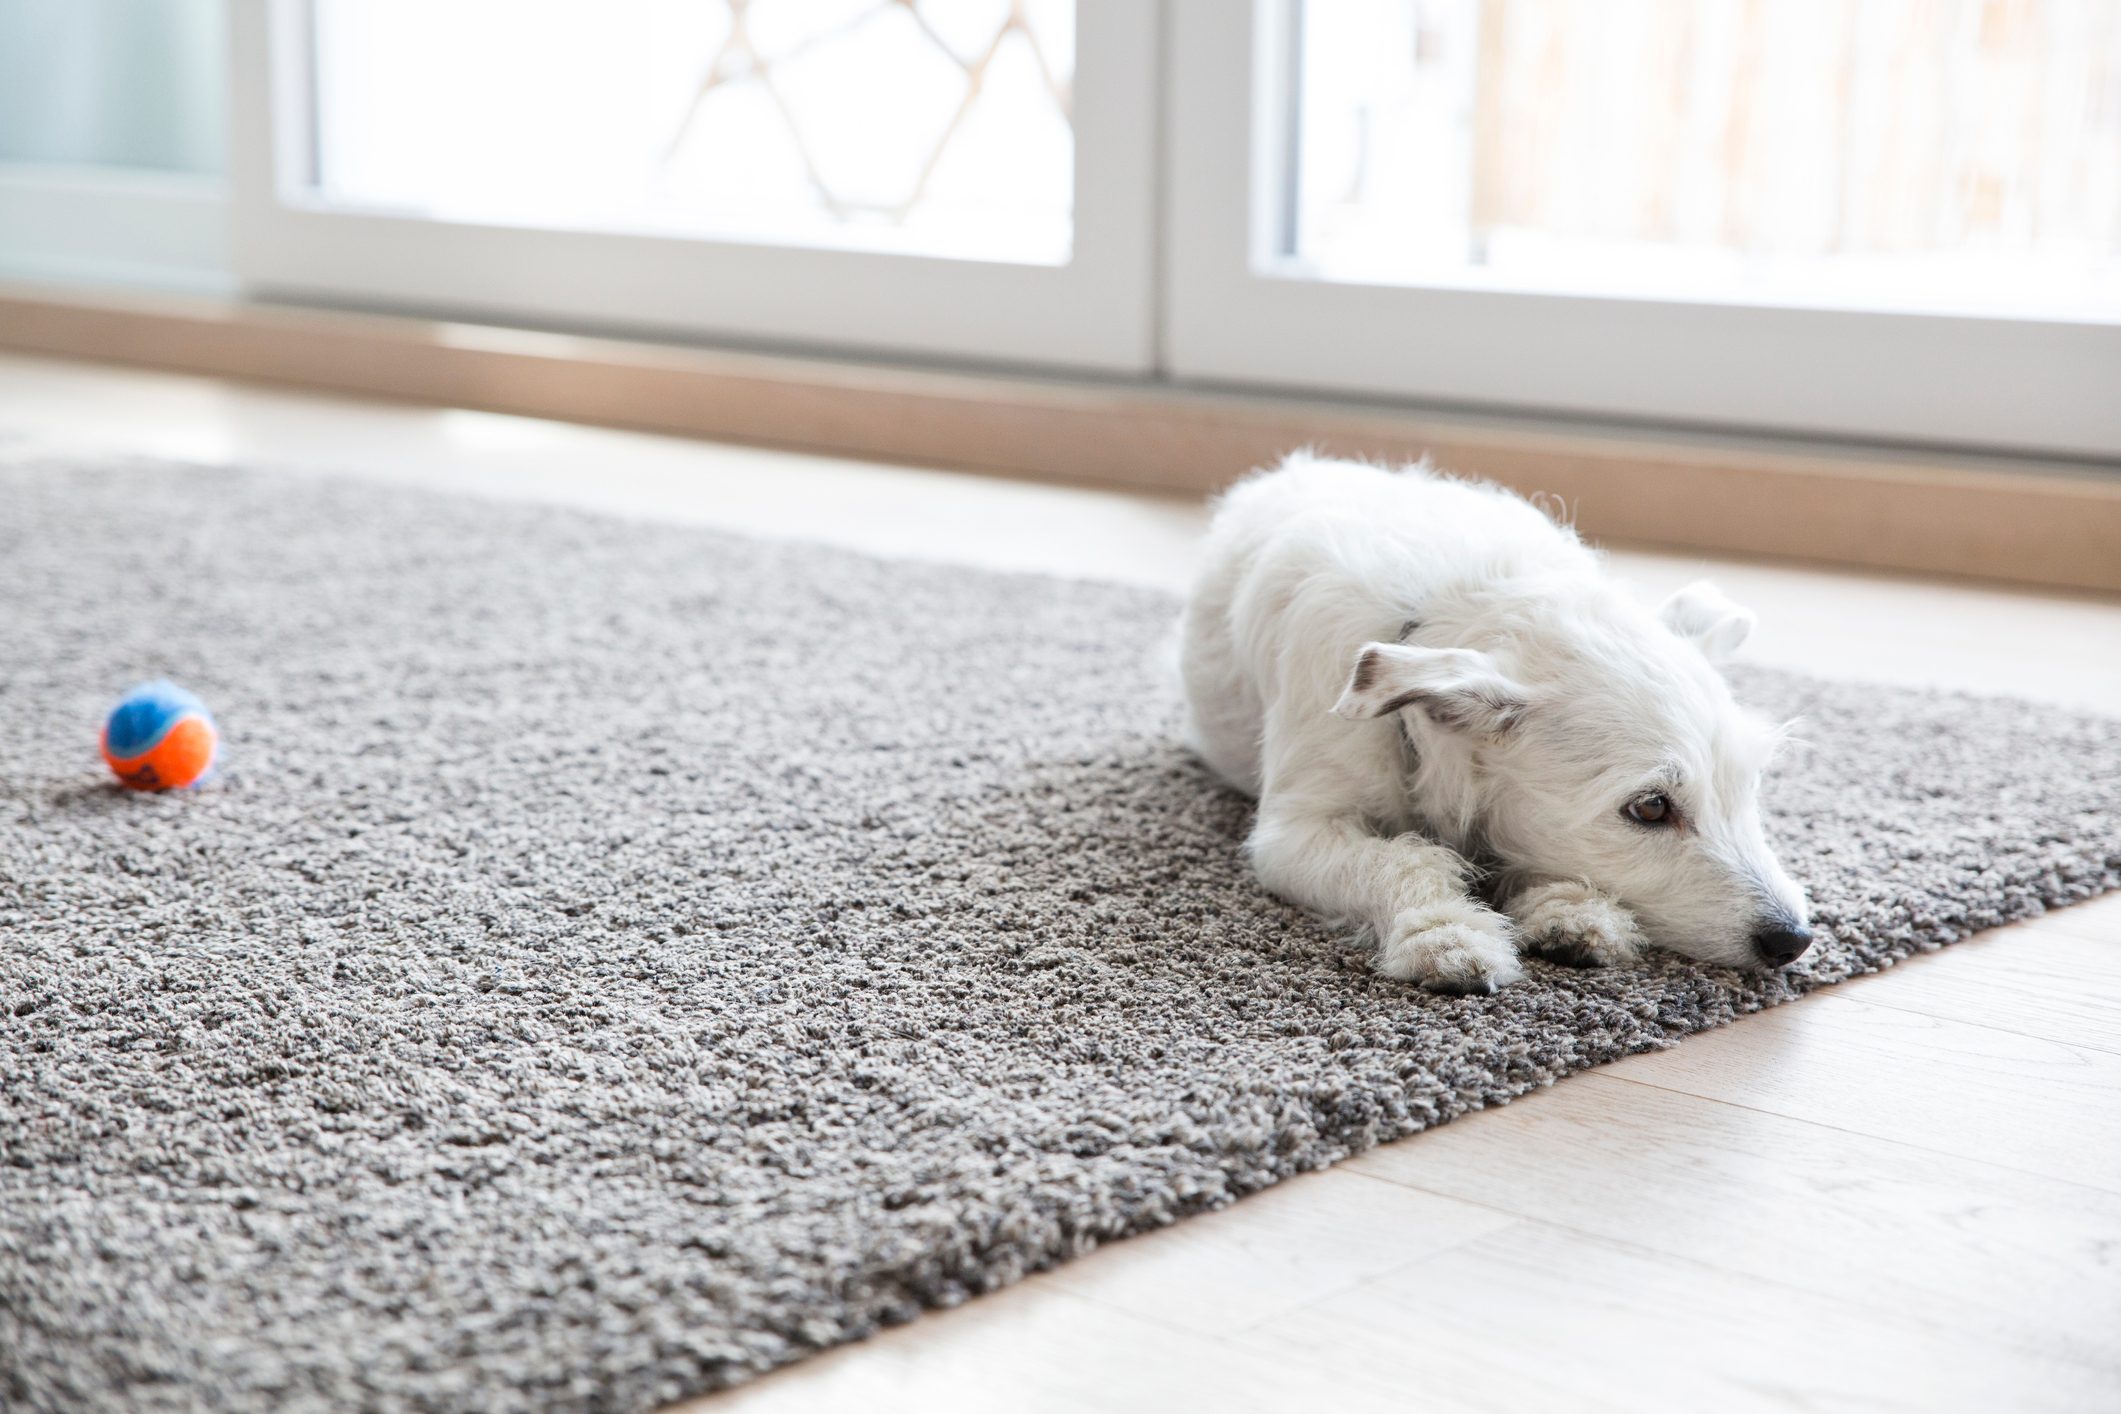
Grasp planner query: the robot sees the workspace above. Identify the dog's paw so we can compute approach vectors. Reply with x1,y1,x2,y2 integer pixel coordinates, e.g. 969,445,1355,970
1378,903,1523,995
1514,887,1645,969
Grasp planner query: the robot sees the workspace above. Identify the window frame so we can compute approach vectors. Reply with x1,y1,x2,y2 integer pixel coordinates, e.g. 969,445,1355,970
226,0,1159,373
0,162,227,291
1163,0,2121,460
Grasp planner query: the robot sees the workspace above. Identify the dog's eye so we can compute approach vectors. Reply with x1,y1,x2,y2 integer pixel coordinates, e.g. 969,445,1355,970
1625,793,1674,827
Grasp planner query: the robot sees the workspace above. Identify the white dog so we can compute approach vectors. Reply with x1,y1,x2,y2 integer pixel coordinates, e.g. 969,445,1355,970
1180,454,1812,994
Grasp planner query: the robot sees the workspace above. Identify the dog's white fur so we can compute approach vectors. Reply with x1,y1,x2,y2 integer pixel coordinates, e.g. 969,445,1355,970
1180,454,1810,994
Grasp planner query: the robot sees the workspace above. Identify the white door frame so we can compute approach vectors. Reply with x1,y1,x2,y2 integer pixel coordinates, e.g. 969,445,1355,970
226,0,1161,374
1164,0,2121,460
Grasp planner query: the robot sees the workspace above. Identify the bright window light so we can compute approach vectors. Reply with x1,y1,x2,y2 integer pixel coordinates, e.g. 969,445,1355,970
1291,0,2121,319
307,0,1076,265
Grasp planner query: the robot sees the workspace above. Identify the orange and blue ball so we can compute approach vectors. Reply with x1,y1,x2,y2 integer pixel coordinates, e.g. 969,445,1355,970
102,680,218,791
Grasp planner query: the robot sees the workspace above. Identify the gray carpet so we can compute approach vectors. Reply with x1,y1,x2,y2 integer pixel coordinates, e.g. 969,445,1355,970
3,459,2118,1413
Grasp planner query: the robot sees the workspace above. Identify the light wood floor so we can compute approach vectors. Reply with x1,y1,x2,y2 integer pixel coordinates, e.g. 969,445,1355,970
5,353,2119,1413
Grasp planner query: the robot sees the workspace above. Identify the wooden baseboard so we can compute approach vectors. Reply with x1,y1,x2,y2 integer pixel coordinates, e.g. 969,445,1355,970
3,280,2117,592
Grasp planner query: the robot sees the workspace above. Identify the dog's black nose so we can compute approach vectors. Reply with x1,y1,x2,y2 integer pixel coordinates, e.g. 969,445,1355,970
1753,923,1813,968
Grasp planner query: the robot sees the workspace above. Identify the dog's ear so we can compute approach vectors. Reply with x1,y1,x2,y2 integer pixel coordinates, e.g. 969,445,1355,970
1332,644,1528,735
1659,580,1755,661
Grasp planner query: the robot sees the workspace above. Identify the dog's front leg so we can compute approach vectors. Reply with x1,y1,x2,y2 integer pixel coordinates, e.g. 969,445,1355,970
1503,879,1645,969
1249,808,1523,995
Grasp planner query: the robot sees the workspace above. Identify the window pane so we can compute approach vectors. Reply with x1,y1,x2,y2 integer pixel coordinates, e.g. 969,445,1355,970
1291,0,2121,319
0,0,224,173
308,0,1075,264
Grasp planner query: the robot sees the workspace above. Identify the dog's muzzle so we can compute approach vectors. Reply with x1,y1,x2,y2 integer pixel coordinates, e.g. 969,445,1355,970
1751,922,1813,968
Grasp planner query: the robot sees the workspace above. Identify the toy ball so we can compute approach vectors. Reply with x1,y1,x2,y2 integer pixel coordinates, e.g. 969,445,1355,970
102,680,218,791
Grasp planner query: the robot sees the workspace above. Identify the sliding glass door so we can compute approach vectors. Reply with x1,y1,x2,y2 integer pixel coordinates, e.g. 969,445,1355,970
200,0,2121,454
1165,0,2121,456
228,0,1157,370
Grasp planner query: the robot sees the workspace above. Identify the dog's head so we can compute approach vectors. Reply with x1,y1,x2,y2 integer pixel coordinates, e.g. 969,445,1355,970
1335,579,1811,970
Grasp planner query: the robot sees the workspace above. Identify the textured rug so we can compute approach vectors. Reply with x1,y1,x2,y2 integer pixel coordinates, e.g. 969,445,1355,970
3,459,2118,1413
